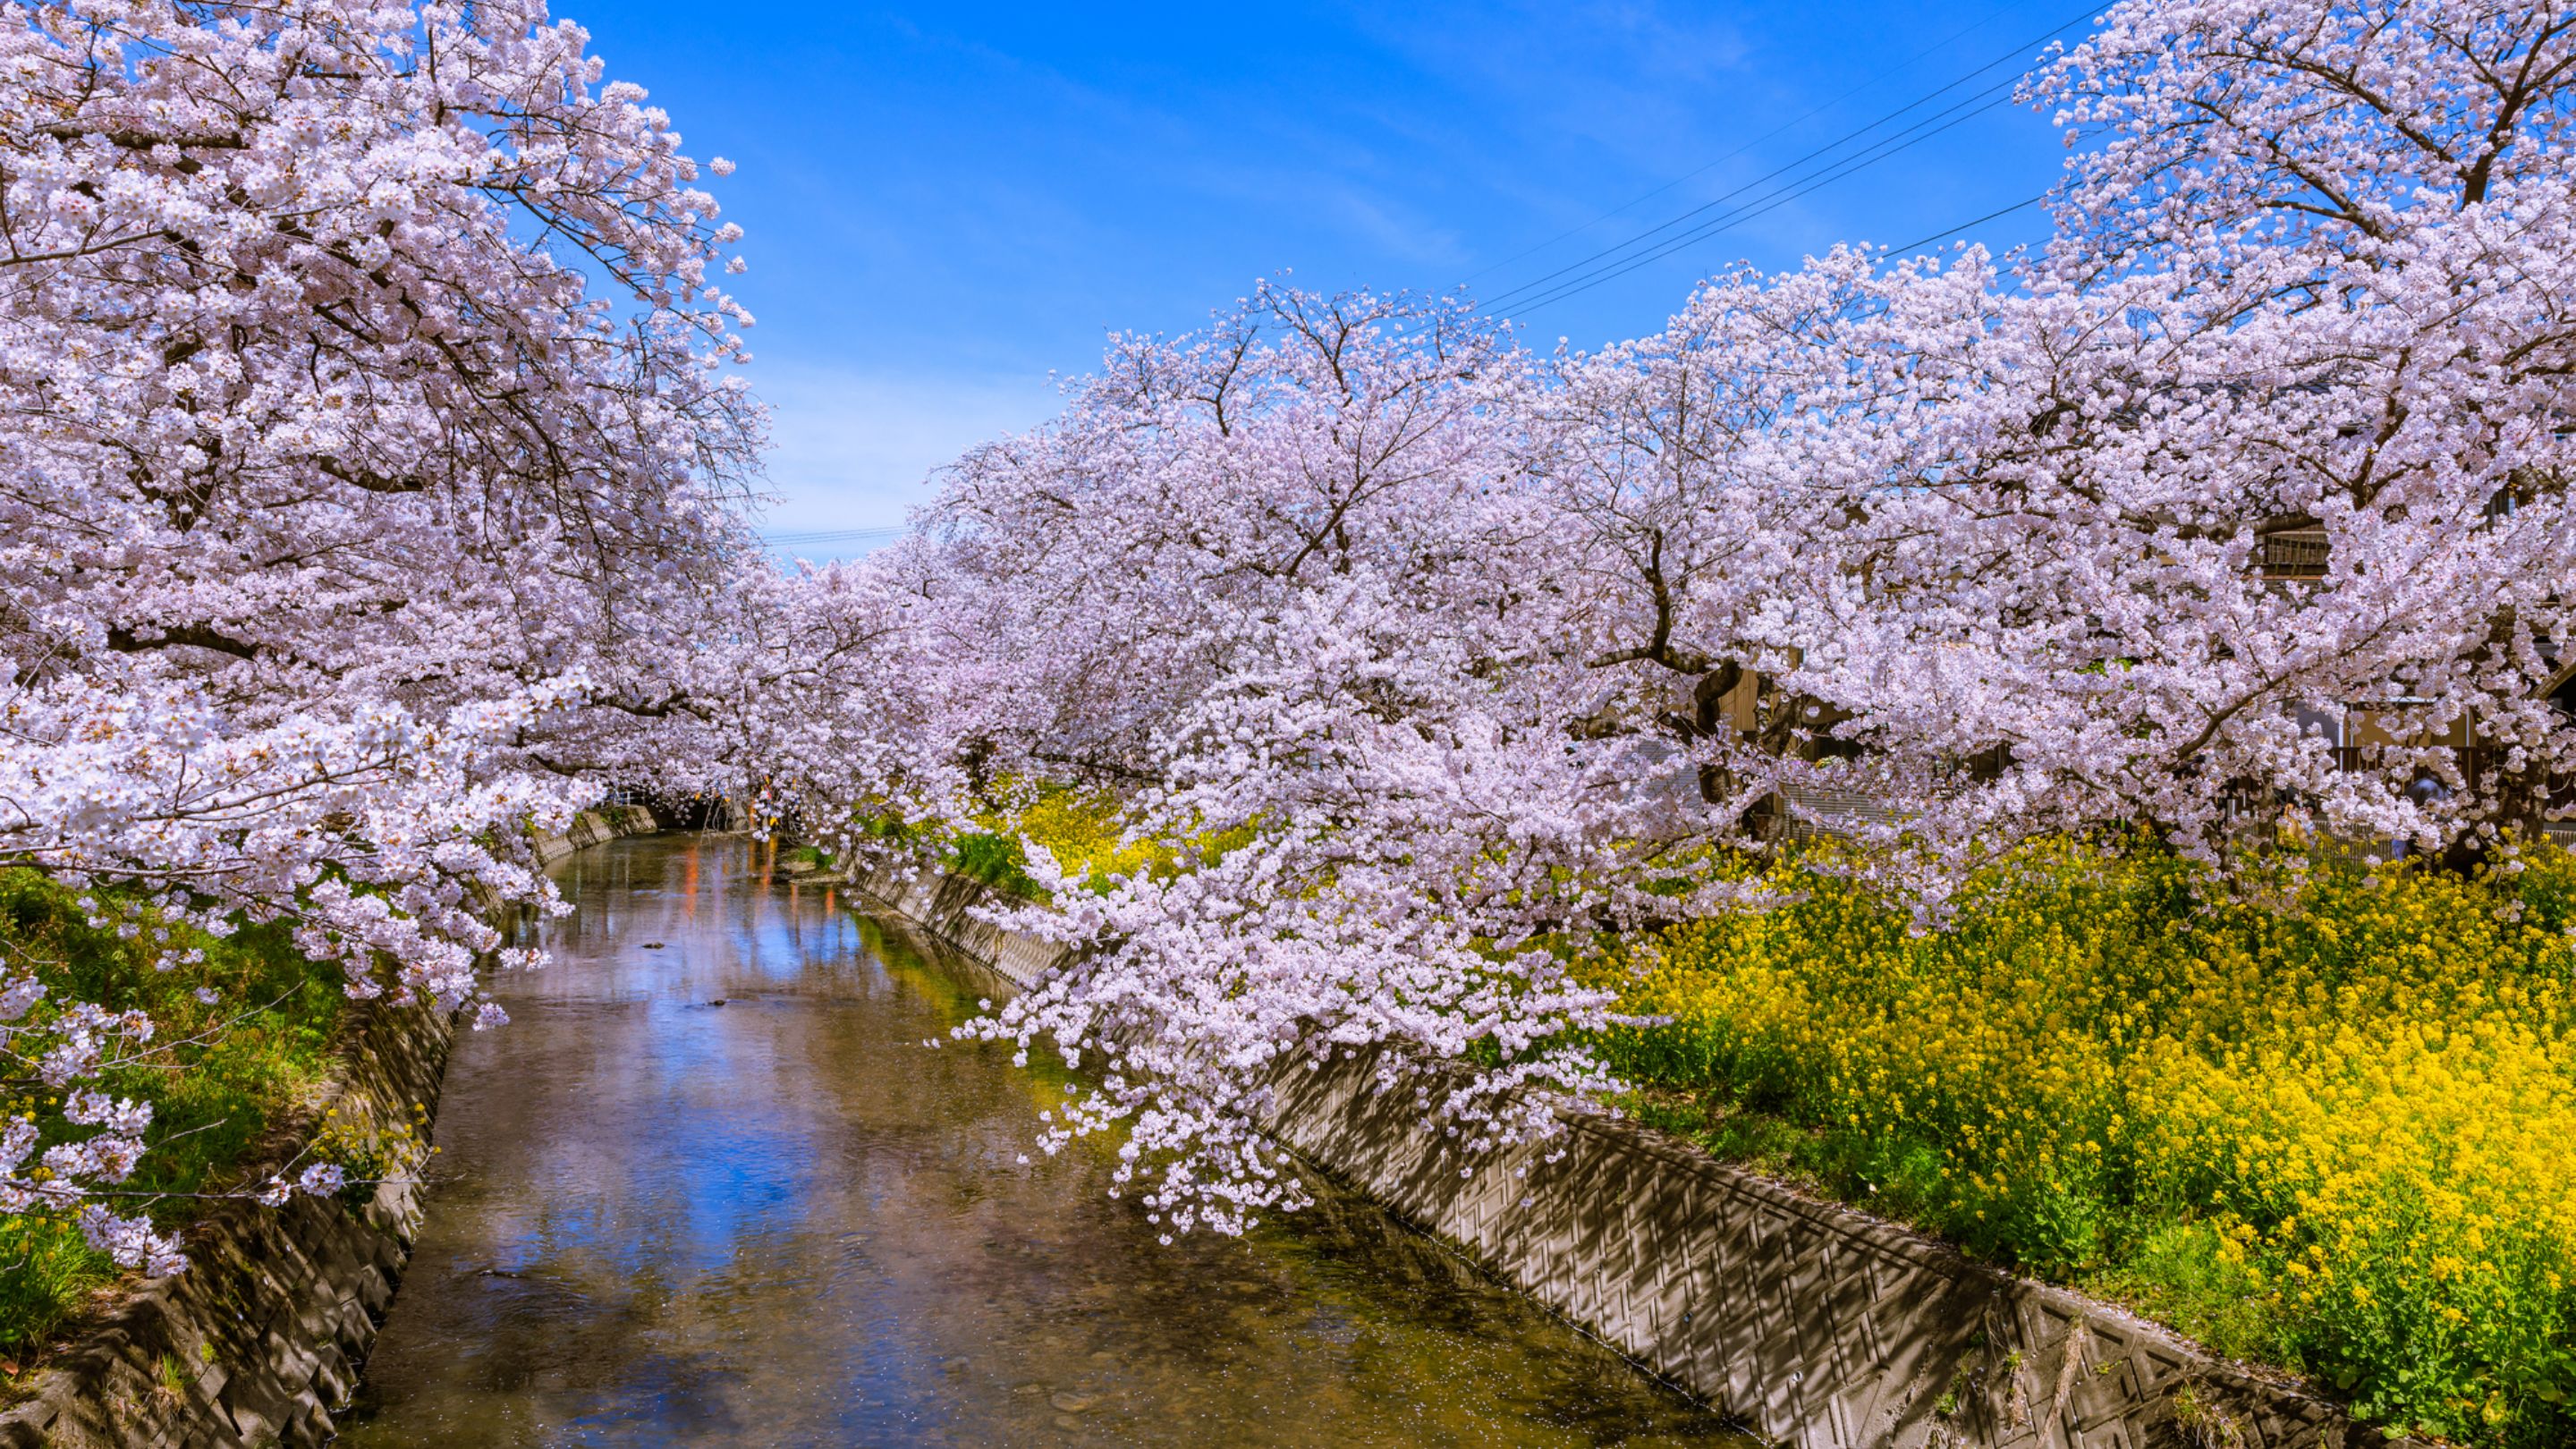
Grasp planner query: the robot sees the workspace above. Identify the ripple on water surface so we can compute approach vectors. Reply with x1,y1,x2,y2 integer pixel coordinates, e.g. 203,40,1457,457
335,836,1750,1448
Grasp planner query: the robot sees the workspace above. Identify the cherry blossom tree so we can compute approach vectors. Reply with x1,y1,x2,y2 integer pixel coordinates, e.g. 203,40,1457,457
0,0,759,1271
907,286,1647,1233
878,0,2576,1224
1811,0,2576,868
1538,0,2576,886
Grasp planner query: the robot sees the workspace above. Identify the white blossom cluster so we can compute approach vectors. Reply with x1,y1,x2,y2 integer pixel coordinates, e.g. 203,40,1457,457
9,0,2572,1256
0,0,775,1270
768,0,2576,1230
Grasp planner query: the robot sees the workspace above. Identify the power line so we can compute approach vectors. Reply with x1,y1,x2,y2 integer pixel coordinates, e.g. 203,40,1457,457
1478,6,2092,318
1504,88,2021,317
759,526,906,547
1883,192,2048,255
1481,11,2082,309
1462,0,2030,285
1501,84,2019,312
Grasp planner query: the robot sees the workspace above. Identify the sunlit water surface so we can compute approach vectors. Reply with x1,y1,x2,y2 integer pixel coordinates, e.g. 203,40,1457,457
337,835,1747,1447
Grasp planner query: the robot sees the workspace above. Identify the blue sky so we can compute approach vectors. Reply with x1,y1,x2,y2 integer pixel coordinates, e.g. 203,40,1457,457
576,1,2086,548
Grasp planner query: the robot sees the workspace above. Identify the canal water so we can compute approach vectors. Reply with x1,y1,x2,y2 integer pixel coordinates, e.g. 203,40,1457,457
337,835,1744,1447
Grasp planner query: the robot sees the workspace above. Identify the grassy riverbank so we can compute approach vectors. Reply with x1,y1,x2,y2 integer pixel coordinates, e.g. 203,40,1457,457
0,870,346,1363
1588,841,2576,1448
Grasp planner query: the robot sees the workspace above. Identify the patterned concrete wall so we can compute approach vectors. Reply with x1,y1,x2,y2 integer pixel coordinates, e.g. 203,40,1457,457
853,864,2398,1449
0,808,659,1447
530,803,659,864
0,1002,455,1449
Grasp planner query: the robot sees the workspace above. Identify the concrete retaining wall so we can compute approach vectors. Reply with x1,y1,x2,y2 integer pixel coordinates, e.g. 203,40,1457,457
0,1002,454,1449
530,804,658,864
852,863,2394,1449
0,806,658,1447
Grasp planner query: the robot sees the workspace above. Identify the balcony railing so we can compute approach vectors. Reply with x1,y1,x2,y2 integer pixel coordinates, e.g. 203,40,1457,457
2331,743,2496,783
2257,530,2330,580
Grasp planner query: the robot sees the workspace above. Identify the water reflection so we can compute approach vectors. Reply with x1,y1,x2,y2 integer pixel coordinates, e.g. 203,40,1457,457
339,836,1745,1447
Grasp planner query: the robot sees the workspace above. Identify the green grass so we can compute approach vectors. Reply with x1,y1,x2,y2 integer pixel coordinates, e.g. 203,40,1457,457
947,831,1046,901
1623,1088,2281,1363
0,870,346,1360
848,810,1071,903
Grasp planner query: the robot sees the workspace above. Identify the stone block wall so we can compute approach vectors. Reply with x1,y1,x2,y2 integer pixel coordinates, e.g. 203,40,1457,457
530,804,658,864
0,1002,453,1449
0,805,658,1447
852,863,2398,1449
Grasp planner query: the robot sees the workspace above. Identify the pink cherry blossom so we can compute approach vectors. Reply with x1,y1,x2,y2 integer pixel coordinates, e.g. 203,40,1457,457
809,0,2576,1224
0,0,759,1263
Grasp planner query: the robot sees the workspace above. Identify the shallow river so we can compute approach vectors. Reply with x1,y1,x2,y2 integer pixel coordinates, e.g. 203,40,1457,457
338,835,1744,1447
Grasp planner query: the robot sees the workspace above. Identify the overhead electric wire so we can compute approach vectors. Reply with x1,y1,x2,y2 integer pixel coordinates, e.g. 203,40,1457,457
758,526,907,547
1477,5,2093,318
1461,0,2029,285
1502,87,2023,317
1484,72,2025,312
1480,11,2083,309
1883,192,2050,255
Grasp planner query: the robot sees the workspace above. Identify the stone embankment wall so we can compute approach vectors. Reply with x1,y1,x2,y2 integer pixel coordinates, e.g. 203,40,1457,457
530,803,658,863
852,864,2394,1449
0,806,657,1448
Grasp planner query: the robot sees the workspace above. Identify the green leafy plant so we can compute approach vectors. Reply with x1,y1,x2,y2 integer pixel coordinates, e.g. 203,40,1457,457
0,871,345,1355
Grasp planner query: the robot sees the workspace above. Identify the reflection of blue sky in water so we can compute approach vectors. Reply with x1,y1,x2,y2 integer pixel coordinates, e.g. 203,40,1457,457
340,836,1748,1447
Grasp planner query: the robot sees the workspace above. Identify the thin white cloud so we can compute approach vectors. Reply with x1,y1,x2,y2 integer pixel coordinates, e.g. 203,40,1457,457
747,361,1063,536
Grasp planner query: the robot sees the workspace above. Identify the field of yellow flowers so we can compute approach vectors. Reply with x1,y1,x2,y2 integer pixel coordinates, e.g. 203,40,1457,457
931,784,1243,902
1592,841,2576,1447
